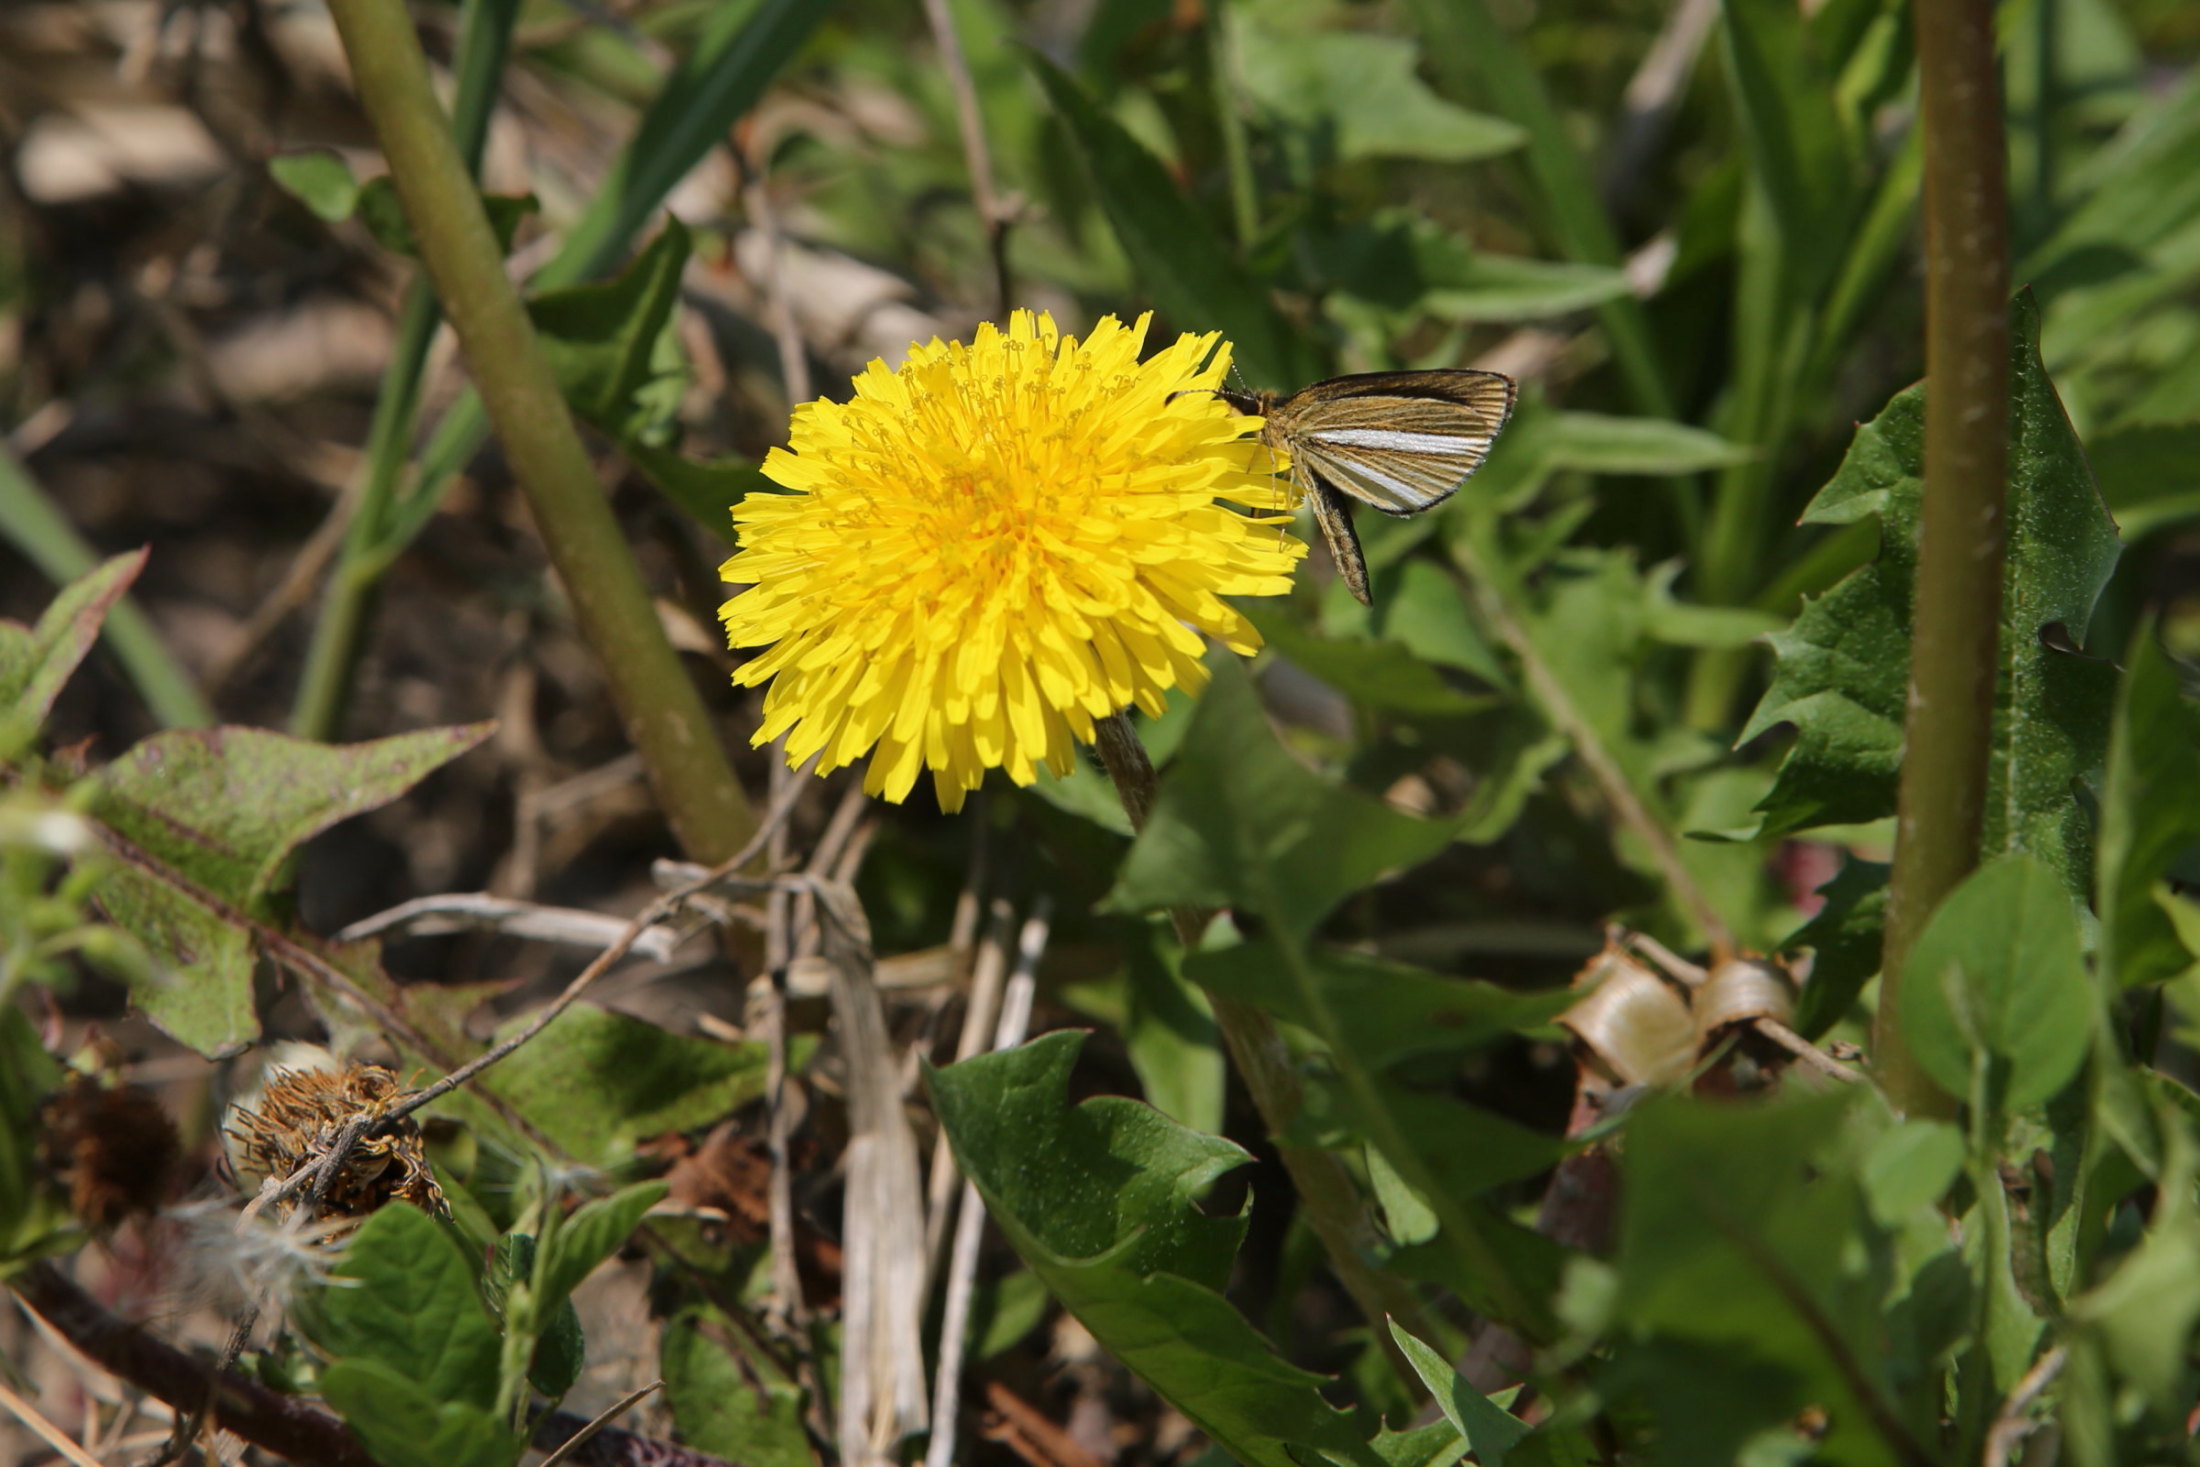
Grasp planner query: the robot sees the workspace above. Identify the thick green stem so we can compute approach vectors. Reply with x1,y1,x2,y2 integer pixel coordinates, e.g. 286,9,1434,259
1876,0,2010,1118
294,0,830,729
326,0,755,862
1091,716,1435,1389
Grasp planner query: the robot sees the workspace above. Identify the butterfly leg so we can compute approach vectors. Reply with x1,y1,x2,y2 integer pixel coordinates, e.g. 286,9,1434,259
1307,481,1372,606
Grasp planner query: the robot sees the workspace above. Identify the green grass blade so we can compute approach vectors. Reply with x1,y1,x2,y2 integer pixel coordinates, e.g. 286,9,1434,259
1400,0,1675,420
1025,51,1315,386
288,0,521,739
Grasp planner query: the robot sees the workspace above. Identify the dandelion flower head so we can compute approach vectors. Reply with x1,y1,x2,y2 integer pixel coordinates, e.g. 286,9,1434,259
721,310,1304,811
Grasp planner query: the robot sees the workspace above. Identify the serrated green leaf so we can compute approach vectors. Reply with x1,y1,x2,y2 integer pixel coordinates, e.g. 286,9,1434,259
1388,1321,1530,1466
1105,655,1455,939
1375,561,1508,687
319,1359,524,1467
87,878,255,1059
537,1180,667,1320
1187,928,1568,1336
0,549,147,734
1782,856,1889,1038
1742,292,2122,884
529,219,690,431
268,151,361,222
662,1308,814,1467
2097,625,2200,987
315,1203,502,1411
1232,16,1524,164
927,1031,1381,1467
1899,854,2092,1111
438,1005,775,1165
1025,52,1311,385
89,722,493,1055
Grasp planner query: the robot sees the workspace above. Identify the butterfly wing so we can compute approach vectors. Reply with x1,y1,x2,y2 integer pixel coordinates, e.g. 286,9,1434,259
1277,371,1516,517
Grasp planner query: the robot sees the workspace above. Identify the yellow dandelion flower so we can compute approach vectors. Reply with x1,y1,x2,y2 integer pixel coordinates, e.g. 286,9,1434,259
720,309,1304,811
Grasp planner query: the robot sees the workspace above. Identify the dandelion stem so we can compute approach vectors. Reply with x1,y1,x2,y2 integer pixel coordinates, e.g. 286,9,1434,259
1091,713,1435,1389
323,0,756,862
1877,0,2009,1118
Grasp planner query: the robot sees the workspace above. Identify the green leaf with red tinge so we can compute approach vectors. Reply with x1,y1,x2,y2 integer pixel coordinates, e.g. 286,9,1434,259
0,549,148,734
88,722,494,1055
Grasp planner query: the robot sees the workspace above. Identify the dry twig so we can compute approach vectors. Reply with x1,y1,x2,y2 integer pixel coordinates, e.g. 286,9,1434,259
0,1377,104,1467
334,892,684,959
926,899,1050,1467
920,0,1015,315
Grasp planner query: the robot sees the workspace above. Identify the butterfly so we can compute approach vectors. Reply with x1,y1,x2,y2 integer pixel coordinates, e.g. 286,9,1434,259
1216,369,1518,606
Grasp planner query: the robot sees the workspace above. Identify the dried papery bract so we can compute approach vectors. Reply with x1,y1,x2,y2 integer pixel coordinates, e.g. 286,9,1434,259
1559,944,1700,1088
1691,957,1799,1042
225,1061,446,1224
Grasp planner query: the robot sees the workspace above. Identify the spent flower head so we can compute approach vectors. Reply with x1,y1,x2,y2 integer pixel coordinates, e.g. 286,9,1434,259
721,310,1303,810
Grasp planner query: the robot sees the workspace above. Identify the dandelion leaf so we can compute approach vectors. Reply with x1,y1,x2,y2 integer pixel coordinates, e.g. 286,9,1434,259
1742,291,2122,897
1105,654,1454,939
926,1030,1386,1467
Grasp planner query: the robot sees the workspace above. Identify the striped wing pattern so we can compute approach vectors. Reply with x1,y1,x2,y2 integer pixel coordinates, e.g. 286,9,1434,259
1276,373,1517,515
1217,369,1516,606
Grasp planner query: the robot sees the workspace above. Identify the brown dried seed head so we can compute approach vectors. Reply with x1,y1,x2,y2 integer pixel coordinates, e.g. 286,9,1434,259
38,1073,181,1231
226,1062,445,1223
